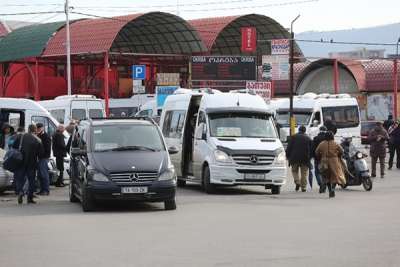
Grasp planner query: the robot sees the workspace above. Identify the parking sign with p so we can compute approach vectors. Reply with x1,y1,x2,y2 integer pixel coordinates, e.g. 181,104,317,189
132,65,146,80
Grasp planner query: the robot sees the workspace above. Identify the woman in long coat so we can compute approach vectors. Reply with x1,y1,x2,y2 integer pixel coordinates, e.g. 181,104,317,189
315,131,346,198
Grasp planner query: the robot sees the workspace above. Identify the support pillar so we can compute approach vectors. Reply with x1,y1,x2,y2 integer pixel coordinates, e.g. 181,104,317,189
104,52,110,117
0,63,3,97
333,59,339,94
394,59,398,118
34,59,40,100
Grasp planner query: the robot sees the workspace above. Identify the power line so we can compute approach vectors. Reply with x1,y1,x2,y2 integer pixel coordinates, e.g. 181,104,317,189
296,39,398,47
0,11,63,16
74,0,255,9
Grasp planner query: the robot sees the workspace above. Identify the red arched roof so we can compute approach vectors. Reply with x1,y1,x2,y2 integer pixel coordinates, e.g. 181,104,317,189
43,12,206,56
189,16,239,51
362,60,399,92
189,14,302,56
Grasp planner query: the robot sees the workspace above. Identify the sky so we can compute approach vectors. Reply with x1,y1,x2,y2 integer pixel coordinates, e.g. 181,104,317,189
1,0,400,33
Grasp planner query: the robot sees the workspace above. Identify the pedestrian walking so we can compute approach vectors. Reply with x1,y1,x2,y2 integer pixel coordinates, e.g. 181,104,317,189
312,126,327,192
315,131,346,198
12,124,43,204
324,117,337,135
383,114,394,131
52,125,67,187
388,120,400,170
286,125,312,192
36,123,51,195
368,122,389,178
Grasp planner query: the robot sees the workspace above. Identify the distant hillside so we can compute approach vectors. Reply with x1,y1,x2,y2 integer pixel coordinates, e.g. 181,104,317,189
296,23,400,58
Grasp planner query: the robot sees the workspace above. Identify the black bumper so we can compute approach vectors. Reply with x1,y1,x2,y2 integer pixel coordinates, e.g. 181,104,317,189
86,180,176,202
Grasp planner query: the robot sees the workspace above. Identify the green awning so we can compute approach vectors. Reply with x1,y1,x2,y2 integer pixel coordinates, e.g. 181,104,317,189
0,21,65,62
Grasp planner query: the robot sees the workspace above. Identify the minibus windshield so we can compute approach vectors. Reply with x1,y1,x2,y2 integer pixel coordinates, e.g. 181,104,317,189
209,113,277,138
276,111,312,127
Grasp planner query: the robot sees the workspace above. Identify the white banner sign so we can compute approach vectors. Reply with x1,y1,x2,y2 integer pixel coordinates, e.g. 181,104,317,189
271,39,290,55
262,55,289,80
246,81,272,101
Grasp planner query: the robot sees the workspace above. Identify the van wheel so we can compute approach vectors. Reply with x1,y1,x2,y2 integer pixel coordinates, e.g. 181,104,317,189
164,199,177,210
203,166,216,194
82,186,95,212
177,179,186,187
271,185,281,195
69,182,79,203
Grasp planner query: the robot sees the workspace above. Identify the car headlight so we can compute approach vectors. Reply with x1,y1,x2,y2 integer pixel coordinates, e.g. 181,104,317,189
214,150,232,163
88,170,109,182
356,152,363,159
274,148,286,165
159,166,176,181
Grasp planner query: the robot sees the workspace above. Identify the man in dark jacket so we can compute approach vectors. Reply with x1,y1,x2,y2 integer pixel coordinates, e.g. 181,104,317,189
324,117,337,135
36,123,51,195
312,126,327,192
388,120,400,170
12,124,43,204
383,114,394,131
368,122,389,178
286,125,312,192
52,125,67,187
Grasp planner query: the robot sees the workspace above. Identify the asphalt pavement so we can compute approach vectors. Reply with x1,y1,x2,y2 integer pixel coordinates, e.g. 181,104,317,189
1,169,400,267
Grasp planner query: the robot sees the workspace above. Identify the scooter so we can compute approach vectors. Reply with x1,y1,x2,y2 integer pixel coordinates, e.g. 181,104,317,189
340,136,373,191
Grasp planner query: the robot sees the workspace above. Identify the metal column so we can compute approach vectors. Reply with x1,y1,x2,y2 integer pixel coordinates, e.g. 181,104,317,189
104,52,110,117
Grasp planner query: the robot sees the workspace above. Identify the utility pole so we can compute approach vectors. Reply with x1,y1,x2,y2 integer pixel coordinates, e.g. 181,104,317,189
394,38,400,119
289,14,300,136
65,0,72,95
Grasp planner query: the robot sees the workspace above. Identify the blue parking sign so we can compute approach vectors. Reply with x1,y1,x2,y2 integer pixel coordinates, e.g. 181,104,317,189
132,65,146,80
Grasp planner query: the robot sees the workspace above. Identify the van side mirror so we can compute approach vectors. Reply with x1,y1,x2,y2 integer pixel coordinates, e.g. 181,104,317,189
71,147,86,156
168,146,179,155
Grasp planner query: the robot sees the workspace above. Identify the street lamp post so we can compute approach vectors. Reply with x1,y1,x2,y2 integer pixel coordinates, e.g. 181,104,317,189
289,14,300,136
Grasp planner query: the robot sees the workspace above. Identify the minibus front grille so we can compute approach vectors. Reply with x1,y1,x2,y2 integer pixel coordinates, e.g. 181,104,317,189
109,172,158,185
232,155,275,166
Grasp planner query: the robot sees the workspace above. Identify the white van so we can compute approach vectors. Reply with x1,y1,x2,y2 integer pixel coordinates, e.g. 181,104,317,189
0,98,60,136
107,94,155,117
0,98,69,181
40,95,105,125
160,91,287,194
136,99,161,117
271,93,361,144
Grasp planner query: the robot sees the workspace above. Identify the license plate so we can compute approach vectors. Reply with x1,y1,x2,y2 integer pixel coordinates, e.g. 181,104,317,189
121,187,148,194
244,173,265,180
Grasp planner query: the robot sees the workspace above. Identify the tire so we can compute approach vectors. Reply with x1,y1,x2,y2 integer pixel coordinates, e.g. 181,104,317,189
202,165,216,194
362,177,373,191
164,198,177,210
177,179,186,187
271,185,281,195
69,182,79,203
81,186,95,212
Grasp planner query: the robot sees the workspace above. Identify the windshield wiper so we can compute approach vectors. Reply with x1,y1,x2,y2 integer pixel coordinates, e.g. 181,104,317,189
111,145,157,152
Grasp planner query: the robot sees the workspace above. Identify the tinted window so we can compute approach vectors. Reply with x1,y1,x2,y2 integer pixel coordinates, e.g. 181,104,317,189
50,109,65,124
89,109,103,119
72,109,86,121
162,110,186,138
109,107,138,117
137,109,152,117
322,106,359,129
31,116,56,136
92,124,165,151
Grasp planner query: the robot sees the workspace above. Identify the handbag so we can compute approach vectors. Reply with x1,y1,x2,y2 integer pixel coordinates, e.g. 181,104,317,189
3,134,24,172
318,141,329,174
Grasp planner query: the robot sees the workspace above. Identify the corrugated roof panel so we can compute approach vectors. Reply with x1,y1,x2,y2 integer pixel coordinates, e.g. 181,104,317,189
0,21,65,62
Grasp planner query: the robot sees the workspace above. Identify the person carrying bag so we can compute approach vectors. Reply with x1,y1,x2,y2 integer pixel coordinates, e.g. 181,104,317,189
3,133,24,172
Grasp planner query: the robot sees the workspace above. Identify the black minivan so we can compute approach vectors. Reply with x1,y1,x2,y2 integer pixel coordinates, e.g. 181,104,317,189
69,118,178,211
